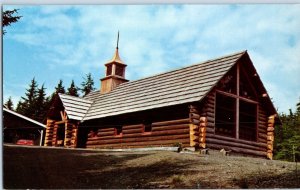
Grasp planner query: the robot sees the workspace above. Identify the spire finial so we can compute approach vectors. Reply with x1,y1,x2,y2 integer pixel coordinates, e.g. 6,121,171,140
117,31,119,49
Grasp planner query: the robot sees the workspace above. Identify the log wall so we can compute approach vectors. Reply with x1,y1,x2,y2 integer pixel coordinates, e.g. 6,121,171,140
86,118,191,149
202,89,270,158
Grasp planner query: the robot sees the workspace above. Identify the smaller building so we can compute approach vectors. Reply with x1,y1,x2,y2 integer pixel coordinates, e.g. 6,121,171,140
3,107,45,146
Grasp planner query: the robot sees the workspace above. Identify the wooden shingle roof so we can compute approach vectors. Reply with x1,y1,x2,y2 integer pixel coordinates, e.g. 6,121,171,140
58,93,93,121
81,50,247,121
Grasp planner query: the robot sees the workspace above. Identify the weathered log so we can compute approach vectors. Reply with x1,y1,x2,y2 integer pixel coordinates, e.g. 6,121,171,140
88,128,189,141
151,118,190,127
152,124,189,132
206,143,267,157
86,142,191,149
206,138,266,151
267,127,274,132
87,138,191,147
97,131,115,137
258,127,267,134
190,119,200,125
206,112,214,118
258,133,267,140
206,127,214,134
122,124,144,130
122,128,142,134
190,113,200,120
206,133,267,149
98,128,115,132
207,122,215,128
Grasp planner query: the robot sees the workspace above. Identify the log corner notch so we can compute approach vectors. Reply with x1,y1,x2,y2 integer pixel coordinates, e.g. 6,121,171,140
44,119,55,146
267,115,276,160
189,105,207,149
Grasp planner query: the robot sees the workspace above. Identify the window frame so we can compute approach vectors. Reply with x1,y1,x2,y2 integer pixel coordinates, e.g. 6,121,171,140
214,62,258,142
114,126,123,137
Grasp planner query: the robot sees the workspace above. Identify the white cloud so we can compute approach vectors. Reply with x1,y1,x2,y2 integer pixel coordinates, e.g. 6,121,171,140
3,4,300,114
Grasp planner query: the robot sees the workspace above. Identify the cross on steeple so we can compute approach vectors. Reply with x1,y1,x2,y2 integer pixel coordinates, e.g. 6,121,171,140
117,31,119,49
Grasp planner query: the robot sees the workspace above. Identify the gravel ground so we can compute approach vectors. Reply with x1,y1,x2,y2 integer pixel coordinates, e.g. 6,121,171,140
3,145,300,189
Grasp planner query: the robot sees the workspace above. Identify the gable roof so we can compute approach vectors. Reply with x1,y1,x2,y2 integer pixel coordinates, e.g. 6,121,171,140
80,50,247,121
3,107,46,128
58,93,93,121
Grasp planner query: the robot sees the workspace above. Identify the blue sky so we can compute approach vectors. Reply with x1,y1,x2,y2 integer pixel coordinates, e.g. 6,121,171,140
3,4,300,114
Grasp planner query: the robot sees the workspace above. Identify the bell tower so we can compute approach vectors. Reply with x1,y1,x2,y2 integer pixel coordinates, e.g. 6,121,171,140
100,32,128,94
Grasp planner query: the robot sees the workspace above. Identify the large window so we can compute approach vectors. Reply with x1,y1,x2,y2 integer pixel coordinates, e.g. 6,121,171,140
215,93,236,137
215,63,258,141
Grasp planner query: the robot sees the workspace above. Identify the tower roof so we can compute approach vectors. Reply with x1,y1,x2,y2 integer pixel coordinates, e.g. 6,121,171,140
105,48,126,65
105,31,126,66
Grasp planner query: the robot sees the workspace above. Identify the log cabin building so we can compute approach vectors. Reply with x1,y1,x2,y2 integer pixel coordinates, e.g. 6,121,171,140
3,107,45,146
45,43,280,159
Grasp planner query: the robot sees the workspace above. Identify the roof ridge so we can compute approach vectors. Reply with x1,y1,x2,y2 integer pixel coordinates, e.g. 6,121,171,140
98,50,246,96
83,50,246,99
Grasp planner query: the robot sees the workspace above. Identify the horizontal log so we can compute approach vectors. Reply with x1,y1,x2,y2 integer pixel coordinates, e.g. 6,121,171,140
206,127,214,134
206,112,214,118
258,127,267,134
258,133,267,140
191,119,200,125
206,143,267,157
122,128,142,134
152,124,190,132
267,127,274,132
87,138,191,148
206,138,266,151
207,122,215,128
190,113,200,119
88,128,189,141
98,128,115,132
206,116,214,122
206,133,267,149
97,131,115,137
123,124,144,130
151,118,190,127
86,142,191,149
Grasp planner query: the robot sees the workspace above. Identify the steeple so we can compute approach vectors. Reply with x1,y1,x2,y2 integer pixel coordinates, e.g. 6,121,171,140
100,32,128,94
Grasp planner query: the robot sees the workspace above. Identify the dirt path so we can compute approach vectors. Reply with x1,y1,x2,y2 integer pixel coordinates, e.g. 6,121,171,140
3,145,300,189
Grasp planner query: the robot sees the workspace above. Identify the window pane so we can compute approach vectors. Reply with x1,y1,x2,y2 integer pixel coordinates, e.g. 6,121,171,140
215,93,236,137
216,66,237,94
239,101,257,141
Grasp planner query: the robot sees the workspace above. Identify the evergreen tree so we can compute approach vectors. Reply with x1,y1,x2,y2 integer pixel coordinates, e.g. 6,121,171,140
19,78,38,118
2,9,22,34
34,84,48,122
274,99,300,162
81,73,95,96
5,96,14,110
16,100,25,114
55,79,66,94
67,80,79,97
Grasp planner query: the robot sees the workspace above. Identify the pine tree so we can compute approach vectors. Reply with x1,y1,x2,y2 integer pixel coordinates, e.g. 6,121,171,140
2,9,22,34
67,80,79,97
55,79,66,94
81,73,95,96
34,84,47,122
5,96,14,110
20,78,38,118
